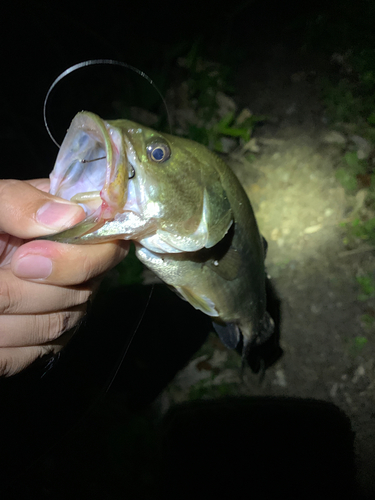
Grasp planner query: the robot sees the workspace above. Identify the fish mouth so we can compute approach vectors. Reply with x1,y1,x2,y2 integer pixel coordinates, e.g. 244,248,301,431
49,111,128,221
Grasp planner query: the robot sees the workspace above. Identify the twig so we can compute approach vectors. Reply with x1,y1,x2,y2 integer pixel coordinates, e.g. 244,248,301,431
338,245,375,257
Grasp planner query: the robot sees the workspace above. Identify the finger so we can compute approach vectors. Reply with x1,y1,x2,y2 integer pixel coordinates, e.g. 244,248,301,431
0,268,93,314
0,234,21,264
0,326,75,376
11,239,129,285
0,305,86,347
27,178,50,192
0,179,85,238
0,345,56,377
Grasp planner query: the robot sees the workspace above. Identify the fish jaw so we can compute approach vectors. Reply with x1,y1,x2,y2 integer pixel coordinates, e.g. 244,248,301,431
48,112,129,235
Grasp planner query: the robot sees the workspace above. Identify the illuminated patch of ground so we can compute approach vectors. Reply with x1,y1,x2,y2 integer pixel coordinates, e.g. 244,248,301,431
165,43,375,498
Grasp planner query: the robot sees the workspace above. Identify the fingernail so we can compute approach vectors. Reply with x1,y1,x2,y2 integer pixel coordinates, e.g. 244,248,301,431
36,201,83,230
14,255,53,279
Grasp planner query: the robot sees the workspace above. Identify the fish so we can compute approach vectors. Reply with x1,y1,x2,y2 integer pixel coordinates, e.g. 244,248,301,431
44,111,274,365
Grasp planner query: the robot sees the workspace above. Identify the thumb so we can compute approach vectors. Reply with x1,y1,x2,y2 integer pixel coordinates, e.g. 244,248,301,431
0,180,85,239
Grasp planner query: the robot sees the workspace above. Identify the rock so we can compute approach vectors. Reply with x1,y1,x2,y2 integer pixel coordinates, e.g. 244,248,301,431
271,228,281,240
258,137,285,146
324,208,334,217
273,369,287,387
330,382,339,398
350,135,372,159
352,365,365,384
352,189,368,213
209,350,229,368
174,355,211,389
235,108,253,125
212,369,241,385
310,304,321,314
219,137,237,153
242,137,260,153
322,130,346,145
304,224,322,234
216,91,237,118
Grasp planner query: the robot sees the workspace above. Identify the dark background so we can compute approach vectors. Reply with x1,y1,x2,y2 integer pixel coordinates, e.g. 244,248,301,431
3,0,330,179
1,1,370,498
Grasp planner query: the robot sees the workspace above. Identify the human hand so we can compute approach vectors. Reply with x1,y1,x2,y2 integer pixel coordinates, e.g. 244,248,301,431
0,179,129,376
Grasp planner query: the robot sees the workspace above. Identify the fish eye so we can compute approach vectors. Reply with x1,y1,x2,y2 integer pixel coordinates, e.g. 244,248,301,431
146,140,171,163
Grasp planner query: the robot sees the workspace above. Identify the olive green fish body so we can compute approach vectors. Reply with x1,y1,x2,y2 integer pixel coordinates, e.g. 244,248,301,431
135,149,267,347
46,112,273,355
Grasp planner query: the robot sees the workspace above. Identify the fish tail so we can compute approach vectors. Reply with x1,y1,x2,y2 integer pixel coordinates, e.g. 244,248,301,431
212,312,277,374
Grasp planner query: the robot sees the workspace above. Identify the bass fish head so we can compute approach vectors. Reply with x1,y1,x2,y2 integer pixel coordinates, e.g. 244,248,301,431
45,111,233,251
48,111,129,236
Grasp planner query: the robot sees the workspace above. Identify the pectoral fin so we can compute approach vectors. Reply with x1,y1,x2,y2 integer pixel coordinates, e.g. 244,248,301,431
212,320,241,349
175,286,219,317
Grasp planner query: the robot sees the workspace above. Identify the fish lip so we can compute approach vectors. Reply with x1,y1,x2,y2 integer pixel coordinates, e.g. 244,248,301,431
49,111,128,220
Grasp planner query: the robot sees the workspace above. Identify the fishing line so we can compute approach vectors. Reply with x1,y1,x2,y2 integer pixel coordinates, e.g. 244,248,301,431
104,284,154,393
43,59,172,148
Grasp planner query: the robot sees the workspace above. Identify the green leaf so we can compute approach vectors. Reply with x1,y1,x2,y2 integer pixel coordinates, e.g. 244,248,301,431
356,274,375,299
344,151,360,168
335,167,358,191
354,336,368,348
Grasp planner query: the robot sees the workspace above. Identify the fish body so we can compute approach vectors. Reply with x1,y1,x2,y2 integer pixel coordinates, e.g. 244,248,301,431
46,112,273,357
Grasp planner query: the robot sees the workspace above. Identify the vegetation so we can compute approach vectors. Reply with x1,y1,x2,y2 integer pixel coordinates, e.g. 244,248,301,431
300,4,375,251
175,43,265,152
357,274,375,301
347,335,368,357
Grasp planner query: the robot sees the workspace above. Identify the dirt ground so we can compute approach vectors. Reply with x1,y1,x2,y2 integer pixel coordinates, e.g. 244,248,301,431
162,43,375,497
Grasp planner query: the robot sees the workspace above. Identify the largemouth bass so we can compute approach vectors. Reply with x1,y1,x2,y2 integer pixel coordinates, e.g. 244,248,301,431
44,111,274,362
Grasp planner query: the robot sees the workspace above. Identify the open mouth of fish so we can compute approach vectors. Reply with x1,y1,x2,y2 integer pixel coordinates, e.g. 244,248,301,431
49,112,129,228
